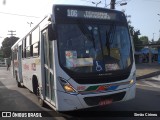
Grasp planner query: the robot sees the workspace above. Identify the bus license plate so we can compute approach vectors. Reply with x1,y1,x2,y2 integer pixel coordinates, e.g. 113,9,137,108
99,99,113,106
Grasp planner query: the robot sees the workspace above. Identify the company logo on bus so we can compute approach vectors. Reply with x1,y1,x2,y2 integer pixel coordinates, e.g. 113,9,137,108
98,73,112,76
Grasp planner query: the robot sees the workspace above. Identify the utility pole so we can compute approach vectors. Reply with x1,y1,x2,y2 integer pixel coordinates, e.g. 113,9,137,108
92,1,101,7
158,14,160,39
105,0,107,7
8,30,16,37
159,30,160,40
3,0,6,5
152,33,155,42
27,22,33,27
110,0,116,9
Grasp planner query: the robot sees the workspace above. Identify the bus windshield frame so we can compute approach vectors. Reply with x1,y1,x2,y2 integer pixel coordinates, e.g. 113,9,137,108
53,5,133,79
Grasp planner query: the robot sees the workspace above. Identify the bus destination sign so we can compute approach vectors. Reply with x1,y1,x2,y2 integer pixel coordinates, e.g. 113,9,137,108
67,9,116,20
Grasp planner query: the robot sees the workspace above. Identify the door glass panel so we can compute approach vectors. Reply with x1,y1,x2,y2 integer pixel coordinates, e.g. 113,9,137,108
45,68,49,98
43,30,55,103
50,73,55,101
18,46,22,82
49,41,53,69
43,33,48,66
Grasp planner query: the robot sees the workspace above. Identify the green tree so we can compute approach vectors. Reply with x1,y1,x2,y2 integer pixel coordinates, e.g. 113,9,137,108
1,36,19,58
123,11,142,51
0,48,3,59
139,36,149,45
132,30,142,51
155,38,160,44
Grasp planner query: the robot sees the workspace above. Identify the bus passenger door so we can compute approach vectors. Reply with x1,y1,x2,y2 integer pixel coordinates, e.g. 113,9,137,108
18,45,23,84
42,30,55,104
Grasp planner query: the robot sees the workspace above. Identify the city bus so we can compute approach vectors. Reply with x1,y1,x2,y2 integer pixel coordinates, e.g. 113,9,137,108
11,4,136,111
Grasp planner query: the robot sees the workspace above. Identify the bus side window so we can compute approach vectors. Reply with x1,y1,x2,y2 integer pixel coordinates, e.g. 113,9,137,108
32,42,39,57
30,44,33,57
31,27,40,57
37,41,40,56
26,35,31,58
23,38,26,58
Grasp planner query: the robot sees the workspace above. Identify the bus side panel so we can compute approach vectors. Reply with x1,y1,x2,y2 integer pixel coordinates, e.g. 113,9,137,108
22,57,41,92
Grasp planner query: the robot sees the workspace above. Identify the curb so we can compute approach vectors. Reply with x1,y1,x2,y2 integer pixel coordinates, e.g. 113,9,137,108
136,71,160,80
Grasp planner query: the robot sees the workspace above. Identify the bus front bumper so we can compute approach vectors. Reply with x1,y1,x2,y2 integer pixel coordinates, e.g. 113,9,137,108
56,83,136,111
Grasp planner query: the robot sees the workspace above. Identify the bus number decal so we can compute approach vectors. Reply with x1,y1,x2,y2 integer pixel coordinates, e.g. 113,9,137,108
67,9,78,17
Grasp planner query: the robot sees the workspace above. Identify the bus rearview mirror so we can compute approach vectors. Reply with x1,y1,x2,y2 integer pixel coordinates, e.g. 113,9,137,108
48,24,56,41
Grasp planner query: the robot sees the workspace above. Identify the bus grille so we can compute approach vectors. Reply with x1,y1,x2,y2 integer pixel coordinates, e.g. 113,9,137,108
71,73,130,84
83,92,126,106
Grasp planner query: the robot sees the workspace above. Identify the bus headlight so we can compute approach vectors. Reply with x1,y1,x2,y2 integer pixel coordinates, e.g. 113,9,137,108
130,79,134,84
129,79,136,87
58,77,78,95
129,71,136,87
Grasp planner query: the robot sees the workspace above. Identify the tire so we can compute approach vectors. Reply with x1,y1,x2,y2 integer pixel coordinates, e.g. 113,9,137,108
33,78,38,95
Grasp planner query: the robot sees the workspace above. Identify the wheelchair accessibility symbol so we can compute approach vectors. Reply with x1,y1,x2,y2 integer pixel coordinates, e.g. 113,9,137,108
96,61,103,71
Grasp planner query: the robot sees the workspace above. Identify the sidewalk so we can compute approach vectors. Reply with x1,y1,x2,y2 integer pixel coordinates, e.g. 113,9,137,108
136,63,160,80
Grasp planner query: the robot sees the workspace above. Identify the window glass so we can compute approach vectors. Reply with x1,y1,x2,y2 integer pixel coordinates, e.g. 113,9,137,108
49,41,53,69
58,24,132,73
50,73,55,101
26,46,30,58
43,33,48,66
26,35,30,47
32,27,39,44
33,42,39,57
14,50,17,60
45,68,49,97
23,39,26,58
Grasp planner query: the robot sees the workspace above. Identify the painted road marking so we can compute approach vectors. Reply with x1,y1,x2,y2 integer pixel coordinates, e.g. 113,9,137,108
136,83,153,87
143,81,160,88
151,77,160,81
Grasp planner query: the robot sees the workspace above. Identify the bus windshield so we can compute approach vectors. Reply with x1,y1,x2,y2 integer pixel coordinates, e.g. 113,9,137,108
57,23,132,73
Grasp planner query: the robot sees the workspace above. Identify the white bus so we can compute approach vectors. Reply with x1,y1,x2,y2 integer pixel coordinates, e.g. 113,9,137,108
11,5,136,111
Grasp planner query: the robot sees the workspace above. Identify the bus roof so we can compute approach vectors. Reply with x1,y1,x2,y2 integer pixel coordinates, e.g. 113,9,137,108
11,15,50,50
52,4,123,14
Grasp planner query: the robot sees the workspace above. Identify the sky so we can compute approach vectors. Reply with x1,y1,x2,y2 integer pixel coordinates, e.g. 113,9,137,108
0,0,160,47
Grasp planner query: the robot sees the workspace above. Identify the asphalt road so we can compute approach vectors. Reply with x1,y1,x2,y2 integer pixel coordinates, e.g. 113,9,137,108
0,66,160,120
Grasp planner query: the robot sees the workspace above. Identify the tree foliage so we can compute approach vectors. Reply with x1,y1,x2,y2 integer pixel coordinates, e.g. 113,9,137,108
132,30,142,51
0,48,3,59
123,11,142,51
1,36,19,58
139,36,149,45
155,38,160,44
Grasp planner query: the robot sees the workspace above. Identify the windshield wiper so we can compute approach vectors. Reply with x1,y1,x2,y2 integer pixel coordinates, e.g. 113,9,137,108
78,23,96,49
106,23,116,56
